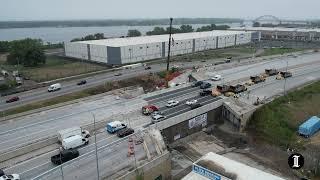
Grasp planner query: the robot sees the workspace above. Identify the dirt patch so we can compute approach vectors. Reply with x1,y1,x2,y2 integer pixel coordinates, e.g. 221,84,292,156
197,160,238,179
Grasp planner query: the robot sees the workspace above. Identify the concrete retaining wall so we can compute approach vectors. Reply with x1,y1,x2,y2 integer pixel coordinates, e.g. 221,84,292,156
115,151,171,180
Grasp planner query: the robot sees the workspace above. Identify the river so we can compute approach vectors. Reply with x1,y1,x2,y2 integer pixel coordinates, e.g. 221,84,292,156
0,23,242,43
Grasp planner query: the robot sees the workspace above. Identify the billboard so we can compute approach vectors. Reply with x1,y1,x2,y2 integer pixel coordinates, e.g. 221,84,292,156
188,113,207,129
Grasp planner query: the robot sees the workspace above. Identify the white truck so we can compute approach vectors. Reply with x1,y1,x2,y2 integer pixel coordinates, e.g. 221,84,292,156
48,83,61,92
58,127,90,143
62,135,89,150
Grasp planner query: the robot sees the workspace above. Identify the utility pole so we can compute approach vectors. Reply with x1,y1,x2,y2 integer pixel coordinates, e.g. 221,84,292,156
59,147,64,180
283,60,288,96
92,113,100,180
167,18,173,71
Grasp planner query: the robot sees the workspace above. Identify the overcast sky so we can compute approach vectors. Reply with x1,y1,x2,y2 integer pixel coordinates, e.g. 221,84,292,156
0,0,319,21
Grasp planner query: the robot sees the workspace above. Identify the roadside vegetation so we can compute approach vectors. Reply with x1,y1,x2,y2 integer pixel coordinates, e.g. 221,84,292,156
258,48,303,56
246,81,320,148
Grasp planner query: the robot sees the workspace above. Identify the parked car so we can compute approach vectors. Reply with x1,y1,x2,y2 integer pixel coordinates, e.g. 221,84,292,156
51,149,79,165
117,128,134,138
166,100,179,107
200,82,212,89
190,103,202,110
145,66,151,70
114,72,122,76
191,81,203,87
77,80,87,85
200,89,211,96
48,83,61,92
0,174,20,180
186,99,198,105
211,75,222,81
6,96,19,103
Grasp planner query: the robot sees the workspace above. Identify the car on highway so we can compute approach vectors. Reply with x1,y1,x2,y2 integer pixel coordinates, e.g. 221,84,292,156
151,114,166,123
186,99,198,105
117,128,134,138
6,96,19,103
48,83,61,92
0,170,4,177
200,89,212,96
166,100,179,107
190,103,202,110
114,72,122,76
51,149,79,165
200,82,212,89
211,75,222,81
77,80,87,85
0,174,20,180
191,81,203,87
145,66,151,70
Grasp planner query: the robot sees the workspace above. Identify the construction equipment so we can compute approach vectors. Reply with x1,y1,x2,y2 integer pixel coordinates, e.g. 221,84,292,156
265,69,279,76
229,84,247,94
216,85,231,94
245,80,255,86
250,75,266,84
276,71,292,80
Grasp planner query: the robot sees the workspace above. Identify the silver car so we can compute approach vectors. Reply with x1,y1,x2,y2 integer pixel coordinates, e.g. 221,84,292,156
166,100,179,108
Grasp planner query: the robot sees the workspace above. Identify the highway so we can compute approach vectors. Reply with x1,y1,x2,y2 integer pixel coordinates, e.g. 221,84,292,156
0,51,290,111
2,52,320,179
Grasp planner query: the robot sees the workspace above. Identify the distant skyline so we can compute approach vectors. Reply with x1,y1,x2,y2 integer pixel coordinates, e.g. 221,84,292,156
0,0,319,21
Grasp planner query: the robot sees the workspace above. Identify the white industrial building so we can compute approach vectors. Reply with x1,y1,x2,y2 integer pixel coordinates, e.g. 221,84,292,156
64,30,256,65
230,27,320,41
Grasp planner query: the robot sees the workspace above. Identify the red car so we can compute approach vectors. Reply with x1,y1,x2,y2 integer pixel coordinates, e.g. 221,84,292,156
6,96,19,103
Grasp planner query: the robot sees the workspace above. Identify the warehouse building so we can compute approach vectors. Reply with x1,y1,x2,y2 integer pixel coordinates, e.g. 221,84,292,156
64,30,256,65
230,27,320,42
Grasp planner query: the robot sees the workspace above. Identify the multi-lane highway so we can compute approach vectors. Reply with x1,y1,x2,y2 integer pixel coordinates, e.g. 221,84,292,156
2,52,320,179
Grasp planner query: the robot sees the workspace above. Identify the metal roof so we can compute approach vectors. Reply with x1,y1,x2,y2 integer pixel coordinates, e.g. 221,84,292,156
185,152,285,180
300,116,320,129
73,30,250,47
230,27,320,33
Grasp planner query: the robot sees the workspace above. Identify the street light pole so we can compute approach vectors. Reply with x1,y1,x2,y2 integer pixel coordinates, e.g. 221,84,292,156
91,112,100,180
59,147,64,180
167,18,173,71
283,60,288,96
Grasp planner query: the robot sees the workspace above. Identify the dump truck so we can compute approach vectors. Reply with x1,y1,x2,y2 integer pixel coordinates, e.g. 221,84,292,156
265,69,279,76
250,75,266,84
216,85,231,94
276,71,292,80
142,105,159,115
229,84,247,94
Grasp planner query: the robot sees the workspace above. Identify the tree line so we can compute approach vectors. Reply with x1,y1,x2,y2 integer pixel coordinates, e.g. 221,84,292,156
0,18,242,29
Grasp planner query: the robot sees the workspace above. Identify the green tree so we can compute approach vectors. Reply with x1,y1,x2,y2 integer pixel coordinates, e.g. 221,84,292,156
253,22,261,27
7,38,46,67
146,27,166,35
94,33,105,39
84,34,95,40
0,41,11,53
127,29,142,37
166,27,181,34
179,25,194,33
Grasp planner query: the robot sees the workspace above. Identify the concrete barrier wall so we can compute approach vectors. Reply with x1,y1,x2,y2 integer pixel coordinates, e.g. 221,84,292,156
149,98,225,131
0,137,58,163
115,151,171,180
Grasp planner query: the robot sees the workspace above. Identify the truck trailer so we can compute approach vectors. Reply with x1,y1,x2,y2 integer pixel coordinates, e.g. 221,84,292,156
229,84,247,94
298,116,320,138
58,127,90,142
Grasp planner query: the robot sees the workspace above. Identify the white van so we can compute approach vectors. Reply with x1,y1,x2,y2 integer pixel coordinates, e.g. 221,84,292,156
48,83,61,92
62,135,89,150
58,127,90,142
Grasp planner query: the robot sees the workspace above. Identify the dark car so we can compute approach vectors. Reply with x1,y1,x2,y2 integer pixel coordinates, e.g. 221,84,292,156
200,89,211,96
190,103,202,110
51,149,79,165
117,128,134,138
191,81,203,87
77,80,87,85
0,169,4,176
6,96,19,103
145,66,151,70
115,72,122,76
200,82,211,89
